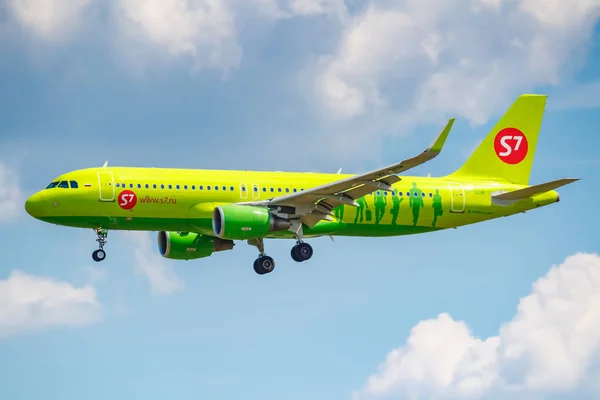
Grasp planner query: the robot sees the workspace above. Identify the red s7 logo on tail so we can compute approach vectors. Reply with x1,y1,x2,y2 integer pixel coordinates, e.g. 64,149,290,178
494,128,528,164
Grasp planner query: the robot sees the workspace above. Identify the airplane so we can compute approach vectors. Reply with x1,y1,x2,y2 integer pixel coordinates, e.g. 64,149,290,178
24,94,578,275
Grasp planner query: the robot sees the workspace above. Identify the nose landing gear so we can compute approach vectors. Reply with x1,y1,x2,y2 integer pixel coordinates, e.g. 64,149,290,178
92,228,108,262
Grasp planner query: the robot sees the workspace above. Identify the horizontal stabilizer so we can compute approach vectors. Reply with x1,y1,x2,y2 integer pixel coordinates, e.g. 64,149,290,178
492,178,579,201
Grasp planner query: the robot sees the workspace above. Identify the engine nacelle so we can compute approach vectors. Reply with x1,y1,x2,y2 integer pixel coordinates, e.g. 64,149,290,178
158,231,234,260
212,204,291,240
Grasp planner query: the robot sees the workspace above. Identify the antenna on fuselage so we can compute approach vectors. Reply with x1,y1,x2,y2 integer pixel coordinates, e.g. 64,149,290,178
102,161,108,168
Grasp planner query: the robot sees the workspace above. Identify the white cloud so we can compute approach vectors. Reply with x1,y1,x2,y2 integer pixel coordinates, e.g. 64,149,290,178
111,0,345,72
0,162,23,223
288,0,346,16
122,231,184,295
7,0,92,41
6,0,344,71
0,270,101,338
113,0,243,72
313,0,600,126
355,252,600,400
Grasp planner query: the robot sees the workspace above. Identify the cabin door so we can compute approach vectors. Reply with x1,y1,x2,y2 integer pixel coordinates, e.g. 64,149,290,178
98,171,115,202
448,182,465,213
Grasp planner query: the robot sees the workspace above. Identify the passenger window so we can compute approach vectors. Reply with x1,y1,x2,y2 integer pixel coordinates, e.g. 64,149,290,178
207,186,211,190
116,183,120,188
130,184,134,189
137,184,142,189
285,188,289,193
222,186,226,191
241,187,246,191
192,185,196,190
58,181,69,189
161,184,165,189
270,188,274,192
145,184,149,189
70,181,79,189
168,185,172,189
184,185,188,190
200,185,204,190
46,181,59,189
215,186,219,191
176,185,180,190
293,188,297,193
263,187,267,192
230,186,234,191
278,188,282,192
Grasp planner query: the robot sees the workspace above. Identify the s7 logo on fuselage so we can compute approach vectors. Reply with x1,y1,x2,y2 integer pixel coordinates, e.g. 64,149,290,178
117,191,177,210
118,190,137,210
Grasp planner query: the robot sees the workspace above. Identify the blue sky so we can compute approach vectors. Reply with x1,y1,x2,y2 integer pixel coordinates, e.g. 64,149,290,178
1,1,600,399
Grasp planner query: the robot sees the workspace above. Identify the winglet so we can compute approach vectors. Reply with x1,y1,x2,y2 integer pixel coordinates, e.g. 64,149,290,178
427,118,455,154
102,161,108,168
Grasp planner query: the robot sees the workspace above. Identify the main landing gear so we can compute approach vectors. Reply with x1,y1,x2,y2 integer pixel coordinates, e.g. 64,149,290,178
92,228,108,262
248,238,275,275
290,220,312,263
291,241,313,262
248,237,314,275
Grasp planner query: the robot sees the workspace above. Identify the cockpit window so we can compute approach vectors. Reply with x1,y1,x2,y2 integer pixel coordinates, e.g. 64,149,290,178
58,181,69,188
70,181,79,189
46,181,59,189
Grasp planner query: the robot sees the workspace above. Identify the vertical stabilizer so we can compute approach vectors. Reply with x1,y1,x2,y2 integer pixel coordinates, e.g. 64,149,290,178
448,94,547,185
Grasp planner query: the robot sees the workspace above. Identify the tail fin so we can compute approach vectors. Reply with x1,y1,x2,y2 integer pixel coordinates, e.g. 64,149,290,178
448,94,547,185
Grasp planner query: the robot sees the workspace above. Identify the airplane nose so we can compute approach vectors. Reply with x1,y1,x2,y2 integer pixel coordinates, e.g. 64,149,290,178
25,192,46,218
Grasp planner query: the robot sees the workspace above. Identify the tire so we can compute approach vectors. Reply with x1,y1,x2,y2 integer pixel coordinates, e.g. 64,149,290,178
295,243,313,261
92,249,106,262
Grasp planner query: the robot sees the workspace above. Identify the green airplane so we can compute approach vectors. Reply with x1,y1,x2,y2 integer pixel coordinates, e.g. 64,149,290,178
25,94,578,275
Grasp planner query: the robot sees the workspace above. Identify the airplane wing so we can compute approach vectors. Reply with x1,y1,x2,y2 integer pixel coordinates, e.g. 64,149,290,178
241,118,455,228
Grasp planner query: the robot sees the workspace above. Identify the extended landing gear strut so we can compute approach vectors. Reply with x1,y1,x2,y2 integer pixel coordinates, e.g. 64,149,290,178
248,238,275,275
290,220,313,263
92,228,108,262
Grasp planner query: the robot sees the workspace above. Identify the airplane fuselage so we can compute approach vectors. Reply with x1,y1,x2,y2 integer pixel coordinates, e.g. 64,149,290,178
25,166,560,239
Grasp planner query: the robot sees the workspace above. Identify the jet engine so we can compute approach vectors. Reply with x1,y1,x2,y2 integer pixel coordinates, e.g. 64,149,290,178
158,231,234,260
212,204,291,240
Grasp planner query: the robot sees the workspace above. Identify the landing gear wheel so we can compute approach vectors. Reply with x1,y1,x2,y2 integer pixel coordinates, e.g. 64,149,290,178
92,249,106,262
254,256,275,275
291,247,301,262
292,242,313,262
93,228,108,262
